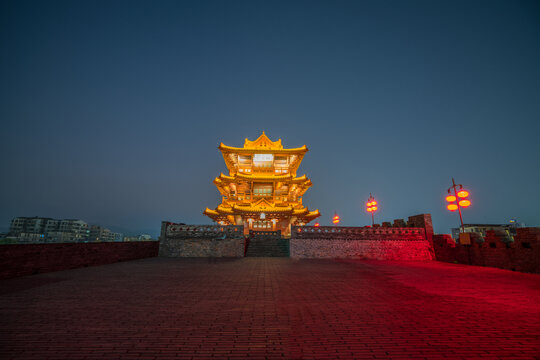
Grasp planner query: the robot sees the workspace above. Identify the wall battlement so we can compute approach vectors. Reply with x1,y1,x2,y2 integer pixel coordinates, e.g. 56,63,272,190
433,227,539,273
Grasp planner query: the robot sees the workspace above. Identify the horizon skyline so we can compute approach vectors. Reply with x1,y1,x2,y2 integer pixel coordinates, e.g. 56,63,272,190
1,130,535,237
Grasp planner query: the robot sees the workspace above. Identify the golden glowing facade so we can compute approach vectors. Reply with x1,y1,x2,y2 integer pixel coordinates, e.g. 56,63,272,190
204,132,320,235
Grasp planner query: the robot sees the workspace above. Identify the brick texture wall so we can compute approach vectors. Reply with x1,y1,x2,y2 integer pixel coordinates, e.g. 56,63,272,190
290,239,433,260
0,241,159,279
159,223,245,257
433,227,539,274
159,238,245,257
290,225,434,260
159,215,437,260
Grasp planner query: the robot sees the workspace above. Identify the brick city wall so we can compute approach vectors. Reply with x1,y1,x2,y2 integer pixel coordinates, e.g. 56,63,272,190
161,215,435,259
433,228,540,274
290,223,434,260
159,223,245,257
0,241,159,279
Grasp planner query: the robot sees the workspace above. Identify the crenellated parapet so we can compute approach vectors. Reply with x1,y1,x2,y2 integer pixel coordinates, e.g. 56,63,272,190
433,227,539,273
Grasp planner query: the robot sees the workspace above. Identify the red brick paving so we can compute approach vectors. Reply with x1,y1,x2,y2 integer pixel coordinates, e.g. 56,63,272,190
0,258,539,359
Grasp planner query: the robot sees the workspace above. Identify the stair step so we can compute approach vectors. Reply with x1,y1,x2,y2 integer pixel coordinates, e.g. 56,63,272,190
245,238,290,257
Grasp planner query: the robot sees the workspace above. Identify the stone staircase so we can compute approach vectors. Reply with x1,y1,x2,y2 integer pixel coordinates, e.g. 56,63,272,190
245,236,289,257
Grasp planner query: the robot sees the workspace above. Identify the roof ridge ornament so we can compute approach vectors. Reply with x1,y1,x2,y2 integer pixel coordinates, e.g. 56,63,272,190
243,132,283,150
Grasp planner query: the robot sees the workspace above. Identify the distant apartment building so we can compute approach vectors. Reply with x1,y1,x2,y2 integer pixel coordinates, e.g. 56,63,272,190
89,225,117,242
10,216,129,243
44,219,60,233
10,217,53,235
451,220,524,240
124,234,153,242
88,225,124,242
9,217,89,243
18,233,47,242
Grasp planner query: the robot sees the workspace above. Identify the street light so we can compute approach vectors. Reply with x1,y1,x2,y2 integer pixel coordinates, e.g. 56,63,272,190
445,178,471,231
366,193,378,226
332,212,340,225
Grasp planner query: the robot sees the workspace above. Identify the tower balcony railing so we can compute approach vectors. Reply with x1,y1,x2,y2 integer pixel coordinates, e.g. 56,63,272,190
224,193,297,203
237,166,289,175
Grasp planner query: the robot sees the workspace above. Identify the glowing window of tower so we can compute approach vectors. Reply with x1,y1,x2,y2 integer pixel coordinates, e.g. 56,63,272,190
253,184,272,197
274,156,288,173
253,154,273,168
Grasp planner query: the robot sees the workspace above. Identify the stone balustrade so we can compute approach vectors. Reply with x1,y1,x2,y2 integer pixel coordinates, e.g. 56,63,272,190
249,230,281,238
166,224,244,239
291,226,426,240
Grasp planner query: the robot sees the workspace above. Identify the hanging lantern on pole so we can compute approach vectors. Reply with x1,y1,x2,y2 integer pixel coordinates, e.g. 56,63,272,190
366,193,378,226
445,178,472,230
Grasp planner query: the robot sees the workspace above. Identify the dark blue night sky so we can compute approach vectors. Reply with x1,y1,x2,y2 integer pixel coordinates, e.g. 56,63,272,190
1,0,539,236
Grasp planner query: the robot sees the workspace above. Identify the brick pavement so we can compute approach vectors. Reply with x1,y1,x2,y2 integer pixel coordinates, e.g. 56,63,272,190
0,258,539,359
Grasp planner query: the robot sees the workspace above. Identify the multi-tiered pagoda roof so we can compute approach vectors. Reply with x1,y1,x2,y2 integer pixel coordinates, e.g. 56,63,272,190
203,132,320,235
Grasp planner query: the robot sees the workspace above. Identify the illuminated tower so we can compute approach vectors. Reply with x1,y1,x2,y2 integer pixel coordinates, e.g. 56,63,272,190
203,132,320,235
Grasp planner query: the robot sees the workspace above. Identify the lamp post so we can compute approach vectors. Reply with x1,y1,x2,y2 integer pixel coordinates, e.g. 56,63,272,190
366,193,378,226
445,178,471,232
